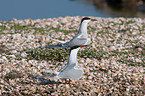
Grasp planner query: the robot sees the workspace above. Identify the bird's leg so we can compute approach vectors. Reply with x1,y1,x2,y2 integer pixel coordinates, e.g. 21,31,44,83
65,79,71,86
65,79,68,84
68,79,71,87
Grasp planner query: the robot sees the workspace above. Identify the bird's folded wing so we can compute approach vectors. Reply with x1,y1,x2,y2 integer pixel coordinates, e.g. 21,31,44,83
51,38,67,44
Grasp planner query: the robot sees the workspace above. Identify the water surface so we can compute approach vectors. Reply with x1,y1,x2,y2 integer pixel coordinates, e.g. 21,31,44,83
0,0,111,21
0,0,144,21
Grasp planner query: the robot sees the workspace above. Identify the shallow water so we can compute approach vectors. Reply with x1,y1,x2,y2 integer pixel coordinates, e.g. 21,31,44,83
0,0,144,21
0,0,112,21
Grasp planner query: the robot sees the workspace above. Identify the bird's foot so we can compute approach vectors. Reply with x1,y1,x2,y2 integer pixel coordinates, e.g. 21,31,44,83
65,79,71,87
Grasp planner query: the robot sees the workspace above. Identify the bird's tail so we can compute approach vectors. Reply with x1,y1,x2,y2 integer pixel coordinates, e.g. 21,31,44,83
45,45,68,48
34,74,59,79
40,69,59,75
33,69,60,79
51,38,66,44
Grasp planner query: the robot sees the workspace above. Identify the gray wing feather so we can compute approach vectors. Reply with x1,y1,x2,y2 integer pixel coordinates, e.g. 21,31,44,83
65,38,87,47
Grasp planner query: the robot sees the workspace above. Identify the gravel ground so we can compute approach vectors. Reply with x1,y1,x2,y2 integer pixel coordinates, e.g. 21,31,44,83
0,16,144,95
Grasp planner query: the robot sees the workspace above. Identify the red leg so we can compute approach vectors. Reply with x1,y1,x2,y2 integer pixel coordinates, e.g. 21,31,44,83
65,79,68,84
65,79,71,86
68,79,71,87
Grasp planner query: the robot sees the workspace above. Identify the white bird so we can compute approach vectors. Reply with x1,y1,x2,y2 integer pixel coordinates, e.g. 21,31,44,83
38,46,85,86
45,17,96,48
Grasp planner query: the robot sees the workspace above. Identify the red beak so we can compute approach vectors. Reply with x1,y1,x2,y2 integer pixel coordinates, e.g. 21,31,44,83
80,46,85,48
91,19,97,21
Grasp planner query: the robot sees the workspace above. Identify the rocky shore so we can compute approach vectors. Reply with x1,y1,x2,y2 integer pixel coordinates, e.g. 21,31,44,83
0,16,144,95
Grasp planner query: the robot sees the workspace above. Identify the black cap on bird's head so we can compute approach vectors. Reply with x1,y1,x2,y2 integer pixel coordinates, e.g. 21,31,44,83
81,17,91,23
81,17,96,23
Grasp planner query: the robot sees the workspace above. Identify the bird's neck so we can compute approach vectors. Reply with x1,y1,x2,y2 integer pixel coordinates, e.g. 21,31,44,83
78,22,88,37
68,48,80,65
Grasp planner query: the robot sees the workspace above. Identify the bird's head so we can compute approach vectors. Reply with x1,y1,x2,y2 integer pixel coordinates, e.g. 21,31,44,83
81,17,96,23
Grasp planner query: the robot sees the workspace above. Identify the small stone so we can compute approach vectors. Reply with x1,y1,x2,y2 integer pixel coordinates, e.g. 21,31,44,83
137,48,142,51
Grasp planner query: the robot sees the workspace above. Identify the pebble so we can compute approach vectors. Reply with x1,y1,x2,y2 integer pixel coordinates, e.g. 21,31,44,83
137,48,142,51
